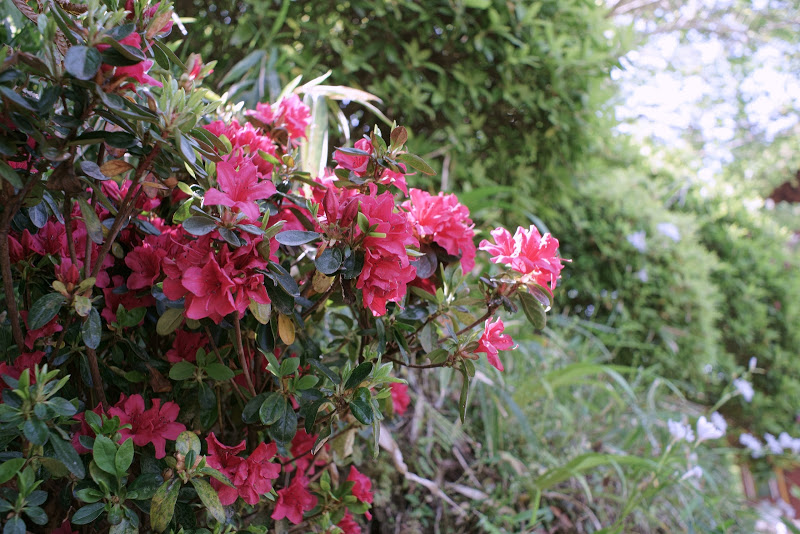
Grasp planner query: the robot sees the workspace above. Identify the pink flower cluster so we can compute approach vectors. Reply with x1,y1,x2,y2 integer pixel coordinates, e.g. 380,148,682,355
479,225,565,293
334,138,409,195
205,433,281,505
404,188,476,272
108,394,186,459
246,94,312,140
476,318,515,372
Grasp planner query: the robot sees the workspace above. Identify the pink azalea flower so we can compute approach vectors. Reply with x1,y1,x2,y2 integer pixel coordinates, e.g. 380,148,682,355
334,138,373,175
271,474,317,525
476,318,515,372
203,160,276,221
347,466,374,508
205,432,246,505
335,510,361,534
404,188,476,272
108,394,186,459
125,242,167,290
206,434,282,506
181,254,237,321
479,225,565,292
355,192,419,317
165,330,208,363
389,383,411,416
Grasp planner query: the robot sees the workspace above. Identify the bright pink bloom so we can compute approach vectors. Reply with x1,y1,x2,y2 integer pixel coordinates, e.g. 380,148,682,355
205,432,246,505
335,511,361,534
277,94,311,139
181,254,237,321
375,168,408,195
165,330,207,363
206,434,281,506
355,192,418,316
284,428,327,474
125,242,167,290
347,466,374,505
102,275,155,324
475,318,515,372
390,383,410,416
204,160,276,221
32,221,67,256
478,225,565,292
271,474,317,525
334,139,372,175
108,394,186,459
404,189,476,272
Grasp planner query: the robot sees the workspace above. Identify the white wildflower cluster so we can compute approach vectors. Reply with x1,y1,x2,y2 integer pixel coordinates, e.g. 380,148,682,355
733,378,755,402
668,412,727,444
740,431,800,459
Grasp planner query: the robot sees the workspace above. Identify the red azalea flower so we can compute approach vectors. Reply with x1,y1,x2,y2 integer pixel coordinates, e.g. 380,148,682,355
205,433,247,505
51,519,77,534
21,311,62,351
404,188,476,272
389,383,411,416
478,225,565,293
347,466,374,506
475,318,515,372
125,242,167,290
181,254,237,322
0,351,44,394
355,192,419,317
334,138,372,175
203,160,276,221
108,394,186,459
334,510,361,534
166,330,208,363
271,474,317,525
234,442,281,505
276,94,311,139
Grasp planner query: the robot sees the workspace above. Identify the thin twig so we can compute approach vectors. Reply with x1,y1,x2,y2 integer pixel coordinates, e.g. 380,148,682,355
234,314,256,396
85,347,108,410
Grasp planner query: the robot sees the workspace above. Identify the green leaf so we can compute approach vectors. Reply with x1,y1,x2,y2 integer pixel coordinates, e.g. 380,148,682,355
315,247,343,275
49,433,85,478
156,307,184,336
64,45,102,81
268,398,298,443
242,392,269,424
191,478,226,523
48,397,77,417
78,197,104,245
28,293,65,330
345,362,373,390
0,86,36,112
115,438,134,476
0,160,23,189
150,479,180,532
152,40,186,71
458,369,470,423
93,435,118,475
3,516,26,534
23,419,49,445
204,363,235,381
259,393,285,425
81,308,102,349
127,472,163,500
518,291,546,330
23,505,48,525
175,431,201,457
168,361,197,381
278,357,300,378
535,453,656,491
116,306,146,328
183,215,217,236
397,153,436,175
0,458,25,484
349,399,373,425
275,230,321,246
72,502,106,525
74,487,104,503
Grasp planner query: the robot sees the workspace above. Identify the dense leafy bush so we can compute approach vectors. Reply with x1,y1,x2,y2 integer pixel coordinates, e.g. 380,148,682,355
175,0,621,204
0,0,567,531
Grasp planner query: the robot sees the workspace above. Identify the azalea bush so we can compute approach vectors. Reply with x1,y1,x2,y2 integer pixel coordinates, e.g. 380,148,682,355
0,1,566,532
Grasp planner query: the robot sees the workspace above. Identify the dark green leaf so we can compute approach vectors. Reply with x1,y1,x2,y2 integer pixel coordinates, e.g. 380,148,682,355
115,438,134,476
458,369,470,423
48,397,77,417
23,419,49,445
349,399,373,425
242,392,269,424
127,472,163,500
79,161,108,181
64,46,102,81
81,308,102,349
183,216,217,236
345,362,373,390
307,358,341,385
23,505,48,525
268,399,298,443
93,435,118,475
258,392,285,425
0,458,25,484
275,230,321,246
204,363,235,381
3,516,26,534
0,160,23,189
26,491,47,507
28,293,65,330
168,361,196,381
72,502,106,525
0,86,36,112
315,247,343,275
49,433,85,478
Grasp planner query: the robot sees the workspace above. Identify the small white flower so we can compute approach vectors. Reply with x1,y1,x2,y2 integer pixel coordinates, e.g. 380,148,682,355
711,412,727,434
778,433,800,455
765,433,784,455
740,433,764,458
680,465,704,481
626,231,647,253
748,357,757,371
733,378,754,402
656,222,681,242
636,268,649,282
696,415,725,443
668,419,695,443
